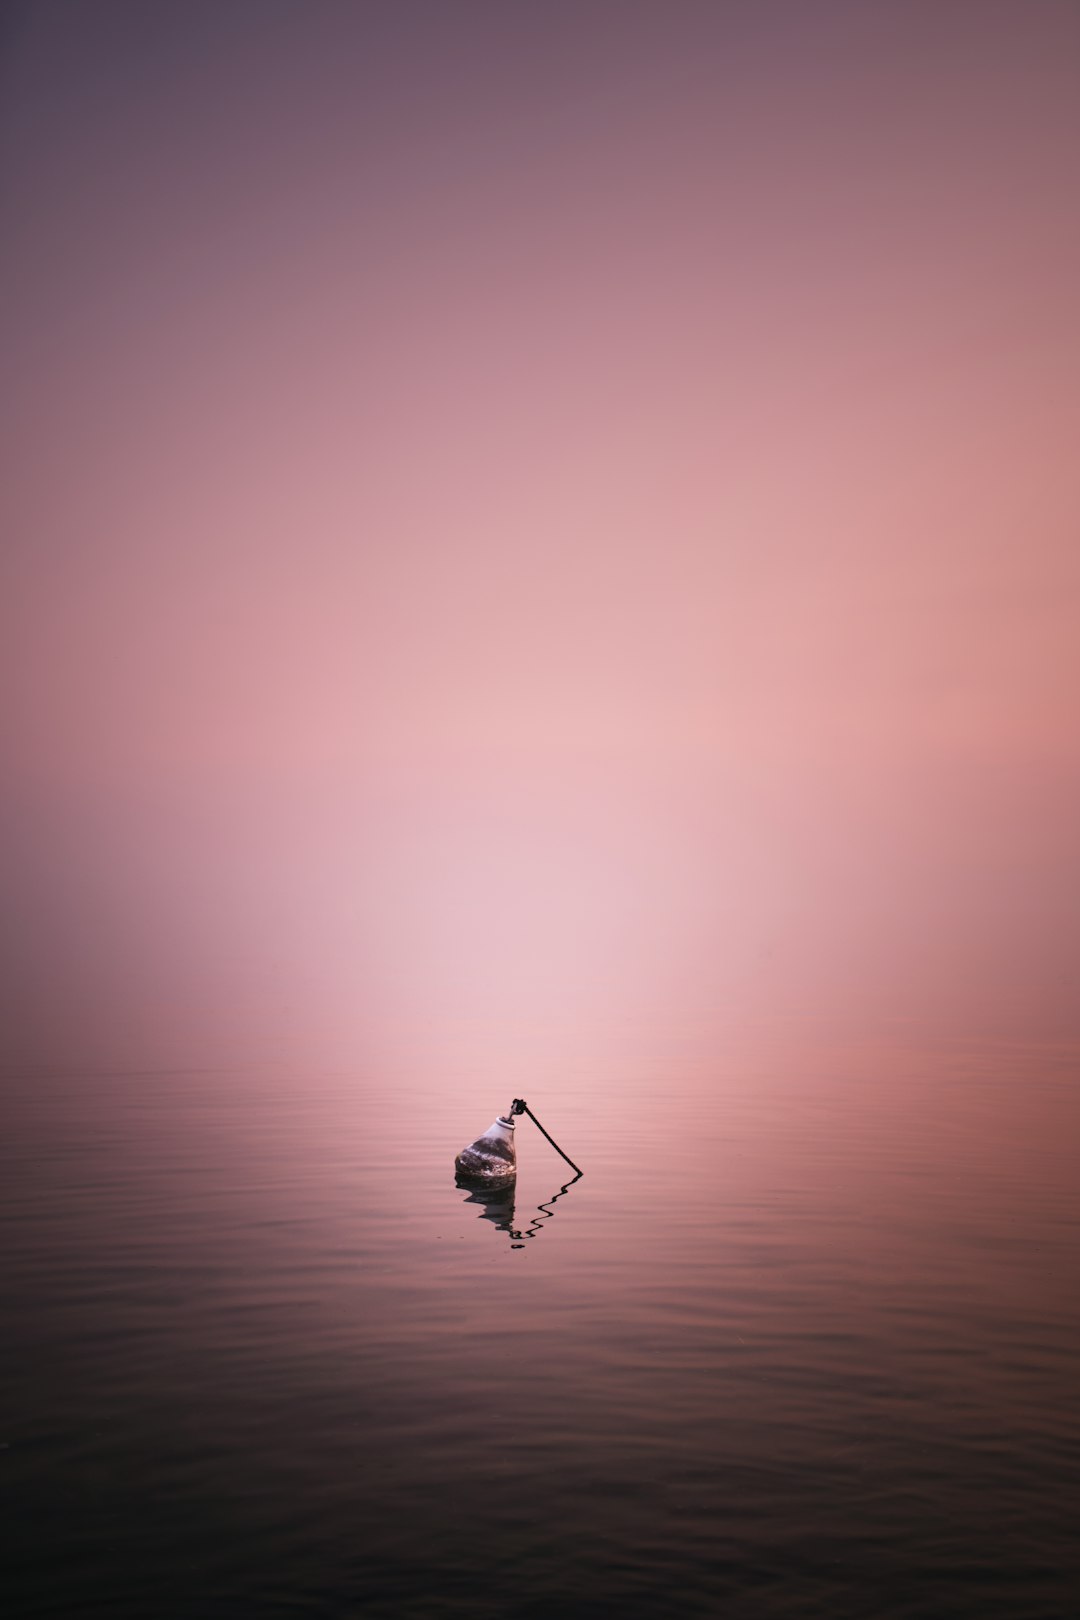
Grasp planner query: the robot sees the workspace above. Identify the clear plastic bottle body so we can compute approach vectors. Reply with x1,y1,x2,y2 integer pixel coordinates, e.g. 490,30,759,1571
454,1115,517,1188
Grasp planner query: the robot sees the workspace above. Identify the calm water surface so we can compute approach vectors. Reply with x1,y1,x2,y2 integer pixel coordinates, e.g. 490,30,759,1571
3,1023,1078,1618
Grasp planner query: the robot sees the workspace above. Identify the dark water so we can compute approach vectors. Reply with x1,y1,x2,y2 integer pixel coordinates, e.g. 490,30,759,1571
3,1023,1078,1619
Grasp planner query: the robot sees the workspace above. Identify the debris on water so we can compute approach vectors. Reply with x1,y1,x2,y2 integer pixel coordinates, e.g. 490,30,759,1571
454,1112,517,1188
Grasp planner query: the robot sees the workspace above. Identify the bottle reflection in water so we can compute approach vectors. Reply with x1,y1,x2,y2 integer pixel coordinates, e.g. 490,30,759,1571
458,1181,519,1243
456,1173,582,1250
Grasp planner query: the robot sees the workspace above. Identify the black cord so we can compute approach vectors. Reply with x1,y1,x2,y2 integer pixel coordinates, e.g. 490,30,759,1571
510,1099,584,1177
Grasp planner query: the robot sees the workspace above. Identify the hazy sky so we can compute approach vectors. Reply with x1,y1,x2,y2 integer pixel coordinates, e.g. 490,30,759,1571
3,1,1079,1067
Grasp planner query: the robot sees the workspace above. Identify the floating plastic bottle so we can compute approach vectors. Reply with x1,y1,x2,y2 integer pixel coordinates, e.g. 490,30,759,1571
455,1112,517,1188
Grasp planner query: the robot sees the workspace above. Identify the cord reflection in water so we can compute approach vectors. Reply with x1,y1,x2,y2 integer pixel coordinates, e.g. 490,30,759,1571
455,1174,583,1250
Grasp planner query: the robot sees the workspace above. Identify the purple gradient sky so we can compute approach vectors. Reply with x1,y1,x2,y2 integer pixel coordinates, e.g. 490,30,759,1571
3,1,1079,1070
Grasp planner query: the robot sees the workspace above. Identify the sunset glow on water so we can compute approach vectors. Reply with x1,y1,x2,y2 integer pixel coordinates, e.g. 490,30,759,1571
3,3,1079,1615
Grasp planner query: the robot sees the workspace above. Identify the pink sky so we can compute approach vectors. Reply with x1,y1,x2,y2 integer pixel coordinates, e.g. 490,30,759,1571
3,1,1079,1067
